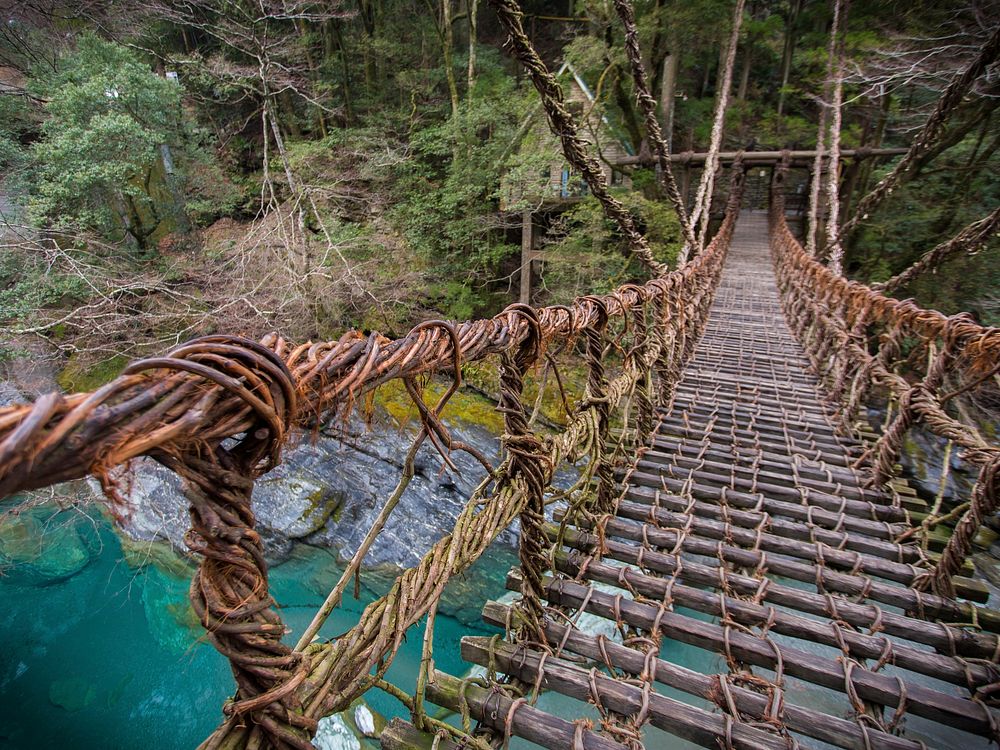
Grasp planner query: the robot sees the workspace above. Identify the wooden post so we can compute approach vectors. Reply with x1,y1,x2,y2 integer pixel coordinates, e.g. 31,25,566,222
519,210,534,304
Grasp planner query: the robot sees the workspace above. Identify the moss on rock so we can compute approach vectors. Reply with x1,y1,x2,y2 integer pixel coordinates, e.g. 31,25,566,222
57,353,129,392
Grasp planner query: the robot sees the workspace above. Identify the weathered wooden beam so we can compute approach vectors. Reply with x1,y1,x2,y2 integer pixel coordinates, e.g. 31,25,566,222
639,438,929,518
633,450,880,503
379,718,461,750
645,433,865,485
421,670,626,750
481,602,926,750
561,509,998,626
547,517,998,657
624,474,910,537
630,463,902,529
653,423,859,468
674,381,836,417
460,636,794,750
515,574,1000,737
519,209,533,305
544,538,999,688
657,411,858,454
608,489,925,568
663,398,849,438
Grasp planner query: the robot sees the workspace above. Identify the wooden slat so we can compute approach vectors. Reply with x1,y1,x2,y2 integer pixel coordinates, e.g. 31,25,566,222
380,719,460,750
460,636,795,750
482,602,925,750
552,517,1000,657
546,542,999,688
516,573,999,736
613,490,928,567
422,670,626,750
624,477,909,537
570,507,996,620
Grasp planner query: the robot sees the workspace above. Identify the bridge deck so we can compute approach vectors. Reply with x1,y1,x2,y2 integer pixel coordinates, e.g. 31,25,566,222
382,213,1000,750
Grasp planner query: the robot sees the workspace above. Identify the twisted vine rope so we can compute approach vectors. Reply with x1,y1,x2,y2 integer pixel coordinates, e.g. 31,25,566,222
770,167,1000,598
487,0,669,276
874,205,1000,295
0,171,745,748
841,23,1000,238
611,0,697,253
0,2,758,745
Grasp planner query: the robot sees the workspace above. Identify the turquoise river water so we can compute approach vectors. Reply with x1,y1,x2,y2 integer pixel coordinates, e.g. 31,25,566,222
0,498,515,749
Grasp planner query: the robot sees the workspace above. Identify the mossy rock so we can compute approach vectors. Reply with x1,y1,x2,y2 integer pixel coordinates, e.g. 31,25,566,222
57,353,129,392
48,677,98,712
373,378,505,434
119,534,196,579
298,487,344,531
0,511,92,584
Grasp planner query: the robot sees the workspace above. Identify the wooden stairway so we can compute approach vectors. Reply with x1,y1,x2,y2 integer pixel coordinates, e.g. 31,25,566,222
381,212,1000,750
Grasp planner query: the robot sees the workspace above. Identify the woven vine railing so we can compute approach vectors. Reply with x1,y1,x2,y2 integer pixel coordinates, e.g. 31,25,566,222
0,164,745,748
769,167,1000,599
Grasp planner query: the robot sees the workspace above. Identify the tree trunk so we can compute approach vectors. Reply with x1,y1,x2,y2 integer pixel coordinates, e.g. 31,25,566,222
442,0,460,116
279,90,303,138
467,0,478,100
824,0,848,275
853,88,889,200
737,35,752,101
358,0,377,96
776,0,803,117
331,20,355,126
688,0,746,253
604,25,643,150
295,18,327,138
716,31,729,98
647,0,667,95
843,23,1000,236
659,47,678,150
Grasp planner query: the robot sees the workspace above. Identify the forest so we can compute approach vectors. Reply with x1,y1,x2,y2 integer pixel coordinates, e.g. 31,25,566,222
2,3,1000,750
0,0,998,387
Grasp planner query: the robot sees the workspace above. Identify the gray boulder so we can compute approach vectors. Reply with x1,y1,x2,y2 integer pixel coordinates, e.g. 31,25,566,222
104,412,510,569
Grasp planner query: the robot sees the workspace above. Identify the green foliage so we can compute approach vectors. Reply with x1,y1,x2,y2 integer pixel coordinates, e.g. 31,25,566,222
387,54,530,318
850,135,1000,323
0,245,88,324
1,0,997,362
27,34,181,241
755,112,816,149
0,96,30,172
540,191,682,303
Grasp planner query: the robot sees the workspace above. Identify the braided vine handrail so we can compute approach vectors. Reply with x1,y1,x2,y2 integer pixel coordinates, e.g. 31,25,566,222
769,168,1000,599
0,166,745,748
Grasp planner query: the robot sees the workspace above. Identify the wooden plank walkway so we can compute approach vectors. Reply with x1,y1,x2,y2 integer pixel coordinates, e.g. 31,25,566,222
382,213,1000,750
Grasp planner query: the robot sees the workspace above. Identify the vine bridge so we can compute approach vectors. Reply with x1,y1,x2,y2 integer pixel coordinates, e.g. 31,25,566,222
2,2,1000,749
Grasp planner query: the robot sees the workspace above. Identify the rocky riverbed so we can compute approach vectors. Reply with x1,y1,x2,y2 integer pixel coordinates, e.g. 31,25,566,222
103,413,513,569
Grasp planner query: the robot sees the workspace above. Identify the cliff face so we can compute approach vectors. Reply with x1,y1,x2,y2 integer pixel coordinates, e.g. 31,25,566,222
102,414,512,569
0,352,517,570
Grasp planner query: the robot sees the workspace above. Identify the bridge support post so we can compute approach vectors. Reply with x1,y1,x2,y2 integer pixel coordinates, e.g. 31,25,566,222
627,289,655,447
497,305,550,640
125,336,310,750
653,280,677,406
581,298,615,514
519,210,534,305
869,324,962,489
